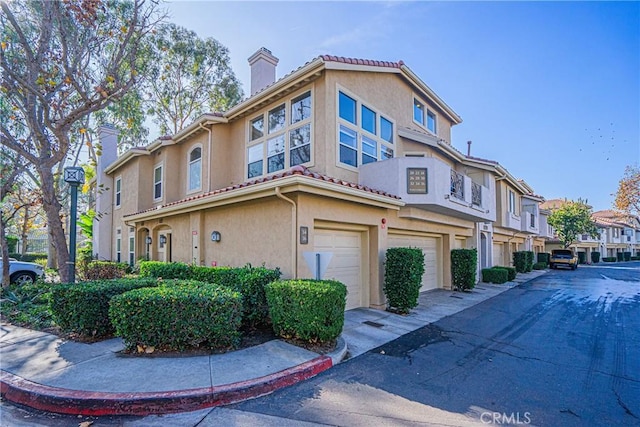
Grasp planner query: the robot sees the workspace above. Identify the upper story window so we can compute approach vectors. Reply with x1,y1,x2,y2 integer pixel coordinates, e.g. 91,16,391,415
114,176,122,208
247,91,312,179
337,89,394,168
153,164,163,201
508,189,518,214
188,147,202,192
339,92,356,124
413,97,437,134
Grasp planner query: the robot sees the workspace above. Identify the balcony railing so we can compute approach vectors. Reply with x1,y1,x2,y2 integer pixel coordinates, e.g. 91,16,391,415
451,170,464,201
472,182,481,206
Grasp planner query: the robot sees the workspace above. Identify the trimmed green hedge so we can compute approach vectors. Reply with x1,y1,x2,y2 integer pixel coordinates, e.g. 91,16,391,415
139,261,190,279
451,248,477,291
50,278,159,337
383,247,424,314
533,262,547,270
513,251,534,273
482,268,508,284
591,251,600,264
631,256,640,261
537,252,550,266
623,252,631,261
616,252,624,262
139,262,281,327
265,280,346,343
577,252,587,264
83,261,128,280
109,282,243,351
602,257,617,262
493,266,516,281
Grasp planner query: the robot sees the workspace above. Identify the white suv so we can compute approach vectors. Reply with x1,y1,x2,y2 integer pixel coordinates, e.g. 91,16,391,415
0,258,45,285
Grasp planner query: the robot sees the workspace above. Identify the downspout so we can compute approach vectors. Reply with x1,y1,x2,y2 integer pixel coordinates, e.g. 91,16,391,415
198,123,213,192
275,187,297,278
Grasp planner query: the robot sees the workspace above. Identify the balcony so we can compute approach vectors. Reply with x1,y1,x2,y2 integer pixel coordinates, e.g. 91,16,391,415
359,157,495,222
521,211,538,234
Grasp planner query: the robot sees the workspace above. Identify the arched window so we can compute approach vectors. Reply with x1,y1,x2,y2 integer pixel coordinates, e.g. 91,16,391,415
188,147,202,192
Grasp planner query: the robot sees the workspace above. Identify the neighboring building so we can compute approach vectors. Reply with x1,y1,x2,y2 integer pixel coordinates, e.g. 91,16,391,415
94,49,545,310
592,210,640,257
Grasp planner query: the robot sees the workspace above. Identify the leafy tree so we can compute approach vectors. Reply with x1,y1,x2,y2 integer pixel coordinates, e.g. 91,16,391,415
1,0,162,282
147,23,243,136
613,165,640,216
0,149,27,287
547,199,599,248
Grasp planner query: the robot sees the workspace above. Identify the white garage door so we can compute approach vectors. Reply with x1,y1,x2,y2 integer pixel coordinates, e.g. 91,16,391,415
387,234,440,292
314,229,363,310
493,243,504,266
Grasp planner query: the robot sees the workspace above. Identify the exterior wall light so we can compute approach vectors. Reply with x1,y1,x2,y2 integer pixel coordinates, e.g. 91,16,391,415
145,236,152,245
159,235,167,247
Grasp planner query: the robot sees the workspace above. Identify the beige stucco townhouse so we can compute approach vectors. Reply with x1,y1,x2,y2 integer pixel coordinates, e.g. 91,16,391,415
94,48,542,310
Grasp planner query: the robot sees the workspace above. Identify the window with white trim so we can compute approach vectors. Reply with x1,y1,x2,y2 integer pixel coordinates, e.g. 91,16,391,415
247,91,312,178
114,176,121,208
413,97,437,134
188,147,202,192
129,235,135,266
153,164,163,201
337,89,394,168
508,189,518,215
116,228,122,263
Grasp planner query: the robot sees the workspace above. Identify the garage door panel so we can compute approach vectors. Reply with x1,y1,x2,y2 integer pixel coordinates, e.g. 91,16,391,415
315,229,363,310
388,234,440,292
493,243,504,266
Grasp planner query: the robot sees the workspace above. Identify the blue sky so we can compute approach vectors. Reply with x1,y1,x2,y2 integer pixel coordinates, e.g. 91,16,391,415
164,1,639,212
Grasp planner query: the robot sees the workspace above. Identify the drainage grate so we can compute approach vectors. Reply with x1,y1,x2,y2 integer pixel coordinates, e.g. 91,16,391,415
363,320,385,328
450,295,463,299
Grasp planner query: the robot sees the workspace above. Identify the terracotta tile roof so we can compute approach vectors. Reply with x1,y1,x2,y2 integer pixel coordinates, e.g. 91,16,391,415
466,155,498,165
320,55,404,69
124,166,401,218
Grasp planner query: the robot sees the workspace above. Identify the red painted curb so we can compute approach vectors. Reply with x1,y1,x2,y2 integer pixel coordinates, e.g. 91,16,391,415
0,355,332,416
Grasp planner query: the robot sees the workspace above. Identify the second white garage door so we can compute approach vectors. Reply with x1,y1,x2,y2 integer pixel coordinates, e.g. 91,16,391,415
387,234,440,292
314,229,364,310
493,243,504,266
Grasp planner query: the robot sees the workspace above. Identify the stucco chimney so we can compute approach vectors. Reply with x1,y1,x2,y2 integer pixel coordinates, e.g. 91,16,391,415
248,47,279,95
93,124,118,261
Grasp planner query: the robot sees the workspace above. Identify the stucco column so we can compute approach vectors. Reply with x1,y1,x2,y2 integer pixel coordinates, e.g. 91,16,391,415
442,233,455,290
370,224,387,310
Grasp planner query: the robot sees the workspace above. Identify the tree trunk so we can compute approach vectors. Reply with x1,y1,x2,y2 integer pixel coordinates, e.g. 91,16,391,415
39,167,70,283
1,215,10,288
20,206,29,256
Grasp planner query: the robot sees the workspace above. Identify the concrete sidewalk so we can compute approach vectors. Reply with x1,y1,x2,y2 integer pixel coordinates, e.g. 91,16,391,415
0,270,546,416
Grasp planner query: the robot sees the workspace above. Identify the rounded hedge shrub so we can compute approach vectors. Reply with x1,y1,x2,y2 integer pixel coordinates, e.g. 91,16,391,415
265,280,346,343
109,282,243,352
533,262,547,270
50,278,159,337
591,251,600,263
492,266,516,281
139,261,190,279
481,268,508,284
384,247,424,314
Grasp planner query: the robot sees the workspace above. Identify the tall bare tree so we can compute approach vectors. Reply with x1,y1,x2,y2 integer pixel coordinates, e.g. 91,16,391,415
1,0,162,282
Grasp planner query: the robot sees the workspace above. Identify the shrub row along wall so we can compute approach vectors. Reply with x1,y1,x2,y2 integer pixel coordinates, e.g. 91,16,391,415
139,261,281,328
481,268,508,284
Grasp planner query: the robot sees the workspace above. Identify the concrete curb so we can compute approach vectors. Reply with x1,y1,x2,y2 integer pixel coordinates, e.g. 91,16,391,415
0,355,333,416
326,336,348,365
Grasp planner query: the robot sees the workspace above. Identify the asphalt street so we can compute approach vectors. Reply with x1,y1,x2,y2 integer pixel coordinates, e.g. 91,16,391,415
2,262,639,426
